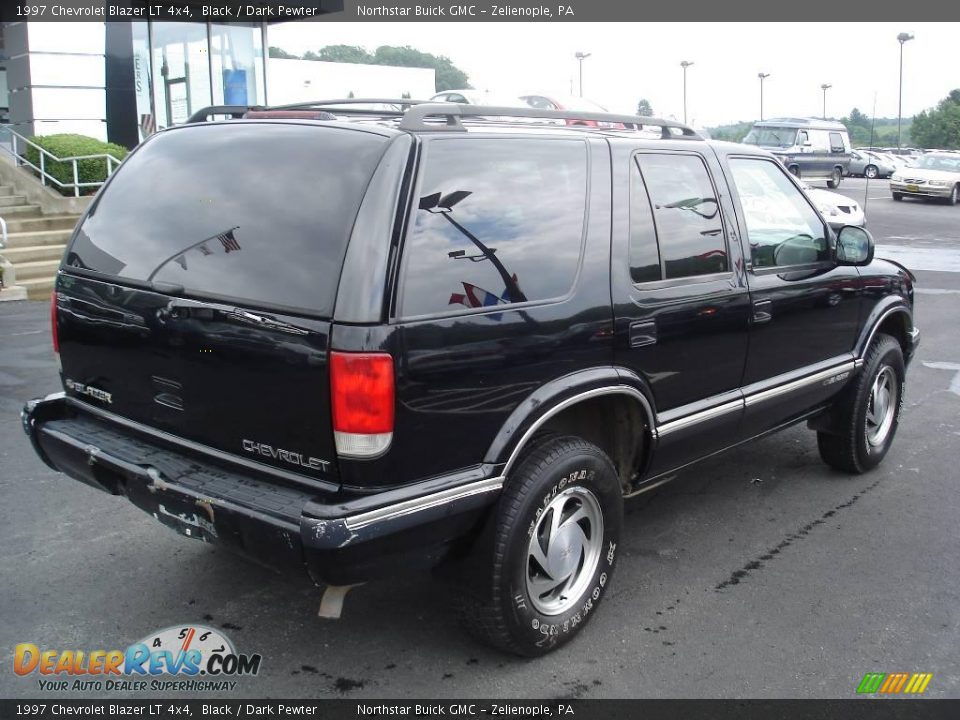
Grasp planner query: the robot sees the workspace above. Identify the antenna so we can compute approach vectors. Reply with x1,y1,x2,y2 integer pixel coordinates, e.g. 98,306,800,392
863,93,878,220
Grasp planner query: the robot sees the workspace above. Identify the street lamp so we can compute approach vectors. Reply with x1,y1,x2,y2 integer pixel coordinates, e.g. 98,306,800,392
758,73,770,121
820,83,832,120
680,60,694,124
897,32,915,152
574,51,591,97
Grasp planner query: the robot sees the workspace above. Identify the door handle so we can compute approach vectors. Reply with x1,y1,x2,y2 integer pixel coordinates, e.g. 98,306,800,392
752,299,772,324
629,320,657,347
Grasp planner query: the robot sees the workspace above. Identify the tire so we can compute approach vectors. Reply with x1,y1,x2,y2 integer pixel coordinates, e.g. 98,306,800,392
892,192,903,201
817,334,905,474
453,436,623,656
826,167,842,188
949,184,959,206
864,165,878,179
788,165,800,178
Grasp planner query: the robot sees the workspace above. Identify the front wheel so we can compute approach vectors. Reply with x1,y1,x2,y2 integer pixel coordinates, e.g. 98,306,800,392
948,184,959,206
817,334,905,474
892,192,903,201
864,165,878,179
826,167,843,188
454,436,623,656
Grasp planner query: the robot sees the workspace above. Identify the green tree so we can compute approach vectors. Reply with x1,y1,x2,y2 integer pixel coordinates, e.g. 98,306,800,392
268,46,299,59
636,98,653,117
372,45,470,91
911,89,960,149
316,45,375,64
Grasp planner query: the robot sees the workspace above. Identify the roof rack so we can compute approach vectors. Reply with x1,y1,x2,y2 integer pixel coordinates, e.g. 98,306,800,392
398,103,701,139
184,99,702,140
268,98,426,116
186,105,264,123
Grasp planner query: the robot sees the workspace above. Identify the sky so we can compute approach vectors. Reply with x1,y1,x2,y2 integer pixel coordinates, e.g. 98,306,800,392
269,22,960,128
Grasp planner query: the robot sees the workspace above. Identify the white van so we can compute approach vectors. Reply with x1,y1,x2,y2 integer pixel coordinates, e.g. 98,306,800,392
743,118,852,188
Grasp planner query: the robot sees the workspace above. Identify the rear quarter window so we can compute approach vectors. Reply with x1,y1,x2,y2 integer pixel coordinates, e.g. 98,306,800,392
66,123,389,315
398,138,588,319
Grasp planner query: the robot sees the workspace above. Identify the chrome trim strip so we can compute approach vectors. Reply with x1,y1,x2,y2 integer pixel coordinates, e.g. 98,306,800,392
861,306,911,357
65,398,339,493
502,385,657,476
658,399,744,436
744,362,855,407
343,476,505,530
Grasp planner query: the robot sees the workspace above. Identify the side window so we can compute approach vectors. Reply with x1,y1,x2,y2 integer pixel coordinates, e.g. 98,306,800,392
446,93,467,103
729,158,829,269
631,153,728,281
829,132,846,152
399,139,587,318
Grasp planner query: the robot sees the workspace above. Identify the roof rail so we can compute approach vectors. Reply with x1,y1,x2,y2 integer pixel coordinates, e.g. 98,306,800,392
398,103,701,139
267,98,427,116
186,105,264,123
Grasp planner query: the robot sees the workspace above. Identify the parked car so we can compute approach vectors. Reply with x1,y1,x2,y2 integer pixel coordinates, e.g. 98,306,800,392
743,118,852,188
801,182,865,228
520,94,625,129
848,149,896,179
23,101,918,656
890,152,960,204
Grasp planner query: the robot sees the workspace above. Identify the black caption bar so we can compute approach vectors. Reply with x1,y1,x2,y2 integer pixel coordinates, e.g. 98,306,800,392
2,700,960,720
7,0,960,22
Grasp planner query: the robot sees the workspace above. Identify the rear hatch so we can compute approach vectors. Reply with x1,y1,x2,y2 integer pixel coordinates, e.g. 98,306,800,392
55,122,391,490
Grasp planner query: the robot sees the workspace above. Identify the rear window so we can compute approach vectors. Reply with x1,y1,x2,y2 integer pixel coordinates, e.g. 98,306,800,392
67,123,389,315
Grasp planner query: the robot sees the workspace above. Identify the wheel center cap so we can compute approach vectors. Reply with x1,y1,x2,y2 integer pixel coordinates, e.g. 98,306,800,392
549,525,583,579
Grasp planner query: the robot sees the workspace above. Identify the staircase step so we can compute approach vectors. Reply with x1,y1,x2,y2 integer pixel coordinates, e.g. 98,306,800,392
0,195,28,207
18,276,56,301
0,186,14,196
2,229,75,248
3,215,80,233
9,259,61,281
0,204,42,217
0,245,66,264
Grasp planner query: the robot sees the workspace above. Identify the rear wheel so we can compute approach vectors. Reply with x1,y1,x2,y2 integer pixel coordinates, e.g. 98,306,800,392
864,165,878,179
817,334,904,474
454,436,623,656
826,167,843,188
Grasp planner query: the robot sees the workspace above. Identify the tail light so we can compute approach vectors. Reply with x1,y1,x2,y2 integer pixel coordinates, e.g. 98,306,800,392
51,291,60,354
330,351,394,458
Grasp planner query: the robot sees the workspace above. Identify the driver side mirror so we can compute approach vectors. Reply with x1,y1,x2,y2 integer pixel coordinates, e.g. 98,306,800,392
835,225,875,266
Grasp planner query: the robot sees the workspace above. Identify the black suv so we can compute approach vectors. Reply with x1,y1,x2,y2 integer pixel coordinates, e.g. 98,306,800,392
22,101,919,656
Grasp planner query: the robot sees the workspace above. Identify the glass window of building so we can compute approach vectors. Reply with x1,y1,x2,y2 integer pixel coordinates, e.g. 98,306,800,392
210,24,265,108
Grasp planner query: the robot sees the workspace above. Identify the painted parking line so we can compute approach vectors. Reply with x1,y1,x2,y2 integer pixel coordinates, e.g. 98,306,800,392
875,245,960,273
914,288,960,295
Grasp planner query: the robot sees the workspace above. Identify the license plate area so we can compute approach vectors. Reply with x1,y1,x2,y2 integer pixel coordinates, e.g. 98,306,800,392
906,184,920,192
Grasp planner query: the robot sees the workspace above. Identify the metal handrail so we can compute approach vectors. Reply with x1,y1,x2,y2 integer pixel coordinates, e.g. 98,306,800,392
0,125,122,197
0,215,7,250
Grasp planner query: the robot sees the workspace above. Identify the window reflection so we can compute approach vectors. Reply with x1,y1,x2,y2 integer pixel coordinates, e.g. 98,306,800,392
401,139,588,318
633,154,728,280
729,159,828,268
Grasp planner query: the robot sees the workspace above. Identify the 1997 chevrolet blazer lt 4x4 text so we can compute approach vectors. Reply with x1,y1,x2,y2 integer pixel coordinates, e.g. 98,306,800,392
22,101,919,656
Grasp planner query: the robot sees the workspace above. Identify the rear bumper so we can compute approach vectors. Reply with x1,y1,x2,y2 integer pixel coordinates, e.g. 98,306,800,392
22,394,501,585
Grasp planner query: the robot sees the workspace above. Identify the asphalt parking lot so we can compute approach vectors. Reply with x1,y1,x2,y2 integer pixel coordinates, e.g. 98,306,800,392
1,177,958,699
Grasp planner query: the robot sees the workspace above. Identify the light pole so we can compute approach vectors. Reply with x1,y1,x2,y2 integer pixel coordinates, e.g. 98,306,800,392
897,32,914,152
680,60,694,124
574,51,591,97
758,73,770,121
820,83,832,119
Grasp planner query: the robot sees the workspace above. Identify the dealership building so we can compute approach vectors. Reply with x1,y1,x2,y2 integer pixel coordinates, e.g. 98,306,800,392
0,1,359,149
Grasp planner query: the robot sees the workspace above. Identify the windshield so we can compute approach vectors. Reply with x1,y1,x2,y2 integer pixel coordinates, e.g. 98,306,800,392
743,127,797,148
911,155,960,172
